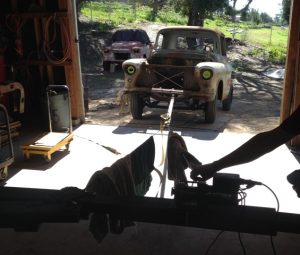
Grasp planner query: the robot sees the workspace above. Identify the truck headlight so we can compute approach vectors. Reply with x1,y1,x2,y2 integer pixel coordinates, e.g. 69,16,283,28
103,48,110,53
201,69,213,80
125,65,136,75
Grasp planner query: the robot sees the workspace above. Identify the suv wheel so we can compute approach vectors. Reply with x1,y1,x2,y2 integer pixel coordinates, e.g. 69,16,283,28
222,86,233,111
103,61,110,71
130,94,144,119
204,96,217,123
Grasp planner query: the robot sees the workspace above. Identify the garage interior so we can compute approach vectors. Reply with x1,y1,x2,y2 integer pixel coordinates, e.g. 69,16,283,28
1,0,300,254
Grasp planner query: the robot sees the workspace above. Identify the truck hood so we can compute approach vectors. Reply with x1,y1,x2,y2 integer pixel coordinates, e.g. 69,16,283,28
111,41,145,50
148,50,222,65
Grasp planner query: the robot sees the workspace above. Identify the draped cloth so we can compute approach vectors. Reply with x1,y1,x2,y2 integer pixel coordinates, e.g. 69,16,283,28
85,136,155,242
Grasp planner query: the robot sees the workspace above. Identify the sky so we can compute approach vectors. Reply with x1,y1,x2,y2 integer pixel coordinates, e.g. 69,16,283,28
235,0,282,18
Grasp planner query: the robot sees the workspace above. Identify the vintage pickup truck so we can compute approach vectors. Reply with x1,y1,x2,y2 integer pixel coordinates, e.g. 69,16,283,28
122,26,233,123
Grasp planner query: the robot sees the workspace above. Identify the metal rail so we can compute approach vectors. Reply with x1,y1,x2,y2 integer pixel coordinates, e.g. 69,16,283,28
2,186,300,235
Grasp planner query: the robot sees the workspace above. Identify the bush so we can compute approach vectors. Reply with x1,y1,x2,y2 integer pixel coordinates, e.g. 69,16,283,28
268,47,286,64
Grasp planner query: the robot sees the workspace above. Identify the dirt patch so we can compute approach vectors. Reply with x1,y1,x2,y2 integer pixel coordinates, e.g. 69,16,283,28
78,20,284,134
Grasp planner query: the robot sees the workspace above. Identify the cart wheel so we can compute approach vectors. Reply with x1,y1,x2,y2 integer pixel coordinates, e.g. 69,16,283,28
44,155,51,162
24,153,30,160
66,143,70,150
0,167,8,180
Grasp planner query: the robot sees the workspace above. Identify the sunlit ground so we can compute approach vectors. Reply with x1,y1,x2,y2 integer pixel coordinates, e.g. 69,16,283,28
5,124,300,214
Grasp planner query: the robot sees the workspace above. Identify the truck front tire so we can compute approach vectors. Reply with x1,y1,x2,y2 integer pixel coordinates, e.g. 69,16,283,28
130,94,144,119
222,86,233,111
205,96,217,123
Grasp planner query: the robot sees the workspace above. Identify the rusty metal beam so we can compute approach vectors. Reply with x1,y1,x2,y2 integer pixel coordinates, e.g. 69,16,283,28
2,186,300,235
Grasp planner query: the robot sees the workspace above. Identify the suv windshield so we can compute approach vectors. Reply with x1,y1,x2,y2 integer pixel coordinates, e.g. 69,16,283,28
112,29,151,44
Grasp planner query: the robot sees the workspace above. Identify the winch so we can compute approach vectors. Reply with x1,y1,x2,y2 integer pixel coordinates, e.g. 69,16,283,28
172,173,262,208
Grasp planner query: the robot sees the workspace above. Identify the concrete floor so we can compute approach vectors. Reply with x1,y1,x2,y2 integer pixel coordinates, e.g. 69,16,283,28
1,124,300,254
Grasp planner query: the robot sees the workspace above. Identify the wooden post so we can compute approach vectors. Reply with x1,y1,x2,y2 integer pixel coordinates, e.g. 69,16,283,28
58,0,85,124
33,1,46,86
292,43,300,146
280,0,300,146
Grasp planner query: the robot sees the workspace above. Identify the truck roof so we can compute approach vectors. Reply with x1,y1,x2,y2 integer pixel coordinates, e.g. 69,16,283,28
157,26,225,37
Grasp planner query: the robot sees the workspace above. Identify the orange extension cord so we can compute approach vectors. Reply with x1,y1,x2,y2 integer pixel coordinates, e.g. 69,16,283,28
43,14,71,65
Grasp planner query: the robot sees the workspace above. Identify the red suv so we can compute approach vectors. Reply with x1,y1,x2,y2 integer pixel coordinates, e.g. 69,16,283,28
102,29,152,71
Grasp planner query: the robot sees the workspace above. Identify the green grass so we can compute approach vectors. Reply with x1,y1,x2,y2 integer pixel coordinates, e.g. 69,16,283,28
81,2,187,26
80,1,288,63
81,2,143,26
155,6,187,25
205,16,288,63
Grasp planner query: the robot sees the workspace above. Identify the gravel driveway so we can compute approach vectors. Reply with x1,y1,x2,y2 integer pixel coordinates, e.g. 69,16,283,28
79,21,284,134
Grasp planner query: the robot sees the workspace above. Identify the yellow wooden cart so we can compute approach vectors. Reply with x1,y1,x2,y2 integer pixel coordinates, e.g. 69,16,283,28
21,132,74,162
21,85,73,161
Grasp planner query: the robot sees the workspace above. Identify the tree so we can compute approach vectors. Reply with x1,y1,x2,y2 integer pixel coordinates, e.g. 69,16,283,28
282,0,291,23
76,0,88,13
146,0,169,21
128,0,168,21
171,0,229,26
260,12,273,23
249,8,261,24
240,9,249,21
228,0,253,22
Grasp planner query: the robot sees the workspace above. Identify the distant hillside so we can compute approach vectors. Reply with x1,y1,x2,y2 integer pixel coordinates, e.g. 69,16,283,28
79,1,288,64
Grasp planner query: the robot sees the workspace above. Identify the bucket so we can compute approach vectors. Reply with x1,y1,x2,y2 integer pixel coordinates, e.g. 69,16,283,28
49,93,71,132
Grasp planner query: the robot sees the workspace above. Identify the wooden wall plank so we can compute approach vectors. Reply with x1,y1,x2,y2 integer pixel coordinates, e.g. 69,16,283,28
280,0,300,146
292,36,300,146
58,0,85,124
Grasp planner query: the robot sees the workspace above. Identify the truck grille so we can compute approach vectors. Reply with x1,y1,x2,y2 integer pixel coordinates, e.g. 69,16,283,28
144,65,197,90
114,53,130,60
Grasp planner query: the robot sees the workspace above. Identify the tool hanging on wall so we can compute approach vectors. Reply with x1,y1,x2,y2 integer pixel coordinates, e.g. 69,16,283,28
43,14,71,65
5,14,27,59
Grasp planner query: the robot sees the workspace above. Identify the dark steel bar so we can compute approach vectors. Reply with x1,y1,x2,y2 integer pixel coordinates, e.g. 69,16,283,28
1,187,300,235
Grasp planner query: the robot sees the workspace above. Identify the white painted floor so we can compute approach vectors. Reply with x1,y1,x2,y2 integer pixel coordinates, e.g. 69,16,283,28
5,124,300,214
